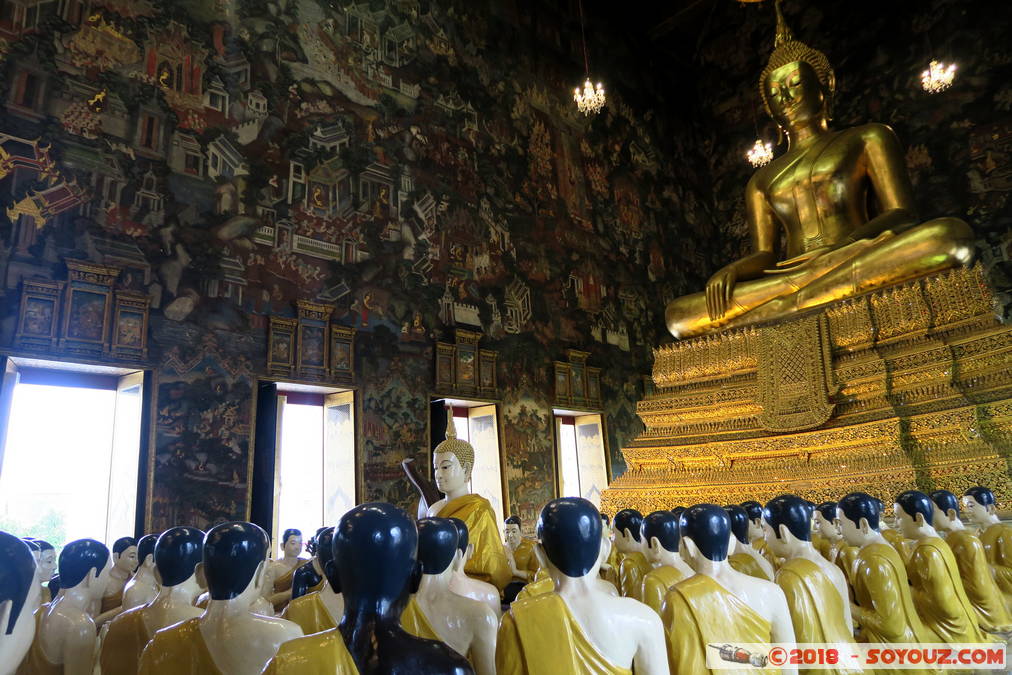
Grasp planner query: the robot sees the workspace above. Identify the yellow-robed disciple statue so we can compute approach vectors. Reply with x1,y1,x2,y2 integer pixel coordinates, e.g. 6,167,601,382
963,486,1012,609
895,492,992,644
763,496,858,674
663,0,973,340
426,422,511,591
837,493,936,675
930,490,1012,635
496,498,667,675
639,511,693,616
661,504,797,675
612,509,652,599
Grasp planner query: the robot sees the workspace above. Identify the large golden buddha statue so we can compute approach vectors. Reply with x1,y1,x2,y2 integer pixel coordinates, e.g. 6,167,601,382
664,0,974,339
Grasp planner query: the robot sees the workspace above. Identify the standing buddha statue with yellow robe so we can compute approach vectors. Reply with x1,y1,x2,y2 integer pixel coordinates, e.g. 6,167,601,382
930,490,1012,635
427,421,511,591
894,491,991,645
662,0,974,340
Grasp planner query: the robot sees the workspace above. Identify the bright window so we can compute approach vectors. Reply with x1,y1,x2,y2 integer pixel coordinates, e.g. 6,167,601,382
0,365,145,547
555,412,608,509
271,390,355,546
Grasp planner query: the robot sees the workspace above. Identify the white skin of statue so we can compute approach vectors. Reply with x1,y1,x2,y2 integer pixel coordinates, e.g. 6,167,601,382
122,552,159,611
533,541,668,674
613,526,644,556
267,534,304,608
140,564,205,635
596,530,620,596
932,503,965,534
503,523,529,581
680,530,799,675
428,451,471,516
250,554,277,616
415,549,498,675
894,502,939,544
815,511,843,553
0,561,42,673
448,544,501,617
762,520,853,630
40,557,113,675
961,496,1000,530
733,531,776,580
646,535,694,579
94,545,138,626
197,559,304,675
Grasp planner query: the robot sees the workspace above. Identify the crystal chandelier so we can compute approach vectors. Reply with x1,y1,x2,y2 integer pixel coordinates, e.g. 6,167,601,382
921,60,956,93
573,0,605,116
575,79,606,116
746,139,773,167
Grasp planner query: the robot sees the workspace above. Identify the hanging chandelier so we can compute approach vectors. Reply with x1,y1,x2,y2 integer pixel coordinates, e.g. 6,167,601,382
921,60,957,93
573,0,605,116
746,139,773,167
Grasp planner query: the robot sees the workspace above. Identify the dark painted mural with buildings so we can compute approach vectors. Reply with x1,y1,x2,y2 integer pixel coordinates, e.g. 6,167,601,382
0,0,712,532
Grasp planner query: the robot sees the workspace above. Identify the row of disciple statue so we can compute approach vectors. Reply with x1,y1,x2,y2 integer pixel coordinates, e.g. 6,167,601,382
3,414,1012,674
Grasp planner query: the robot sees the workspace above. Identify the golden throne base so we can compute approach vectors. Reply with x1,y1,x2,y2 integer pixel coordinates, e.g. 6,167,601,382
602,265,1012,513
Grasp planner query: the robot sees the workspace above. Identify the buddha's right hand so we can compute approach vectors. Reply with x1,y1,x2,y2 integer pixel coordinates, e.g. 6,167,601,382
705,263,738,320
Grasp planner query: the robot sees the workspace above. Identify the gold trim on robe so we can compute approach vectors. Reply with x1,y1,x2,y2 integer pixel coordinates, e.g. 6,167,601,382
850,542,935,649
400,596,440,641
16,608,61,675
496,591,631,675
775,558,858,674
979,522,1012,608
641,565,688,616
661,574,776,675
944,529,1012,633
618,551,651,599
906,537,991,644
437,495,511,590
137,618,222,675
99,606,151,675
728,552,771,581
282,592,337,635
262,628,359,675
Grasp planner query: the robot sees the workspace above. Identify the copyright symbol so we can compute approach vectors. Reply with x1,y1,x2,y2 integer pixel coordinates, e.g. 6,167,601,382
768,647,787,667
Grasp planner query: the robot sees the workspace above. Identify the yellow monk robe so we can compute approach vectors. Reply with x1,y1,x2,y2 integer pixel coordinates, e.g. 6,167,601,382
16,609,61,675
515,569,553,602
812,532,830,560
40,586,51,605
728,552,772,581
880,528,911,561
137,618,222,675
400,595,440,641
906,537,990,643
753,538,777,569
262,628,359,675
602,546,621,588
836,545,858,583
282,591,337,635
512,538,538,579
944,529,1012,633
99,606,151,675
437,495,511,590
101,591,122,613
661,574,776,675
850,543,935,648
618,550,651,599
979,522,1012,606
775,558,857,675
496,591,631,675
640,565,688,616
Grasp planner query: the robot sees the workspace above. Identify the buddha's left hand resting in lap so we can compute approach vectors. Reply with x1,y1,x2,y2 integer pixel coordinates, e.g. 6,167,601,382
665,0,974,340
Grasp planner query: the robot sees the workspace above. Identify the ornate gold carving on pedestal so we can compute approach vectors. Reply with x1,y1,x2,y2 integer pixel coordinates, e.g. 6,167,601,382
603,265,1012,513
755,314,836,431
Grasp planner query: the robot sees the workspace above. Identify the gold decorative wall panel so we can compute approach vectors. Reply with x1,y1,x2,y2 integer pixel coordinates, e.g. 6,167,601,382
602,265,1012,514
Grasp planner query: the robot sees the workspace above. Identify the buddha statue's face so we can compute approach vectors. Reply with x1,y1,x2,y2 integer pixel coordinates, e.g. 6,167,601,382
761,521,789,558
814,512,839,540
115,546,138,573
837,508,868,547
765,60,825,130
433,451,469,495
283,535,303,558
894,503,922,538
504,523,521,548
961,496,991,524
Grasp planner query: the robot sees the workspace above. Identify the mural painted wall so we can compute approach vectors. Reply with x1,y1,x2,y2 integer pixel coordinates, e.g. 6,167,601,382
689,0,1012,305
0,0,712,533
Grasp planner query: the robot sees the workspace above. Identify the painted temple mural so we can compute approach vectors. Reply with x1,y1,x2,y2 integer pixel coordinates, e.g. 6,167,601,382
0,0,713,531
1,0,1009,531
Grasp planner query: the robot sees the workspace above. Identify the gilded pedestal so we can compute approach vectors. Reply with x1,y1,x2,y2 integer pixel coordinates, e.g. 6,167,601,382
603,265,1012,512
